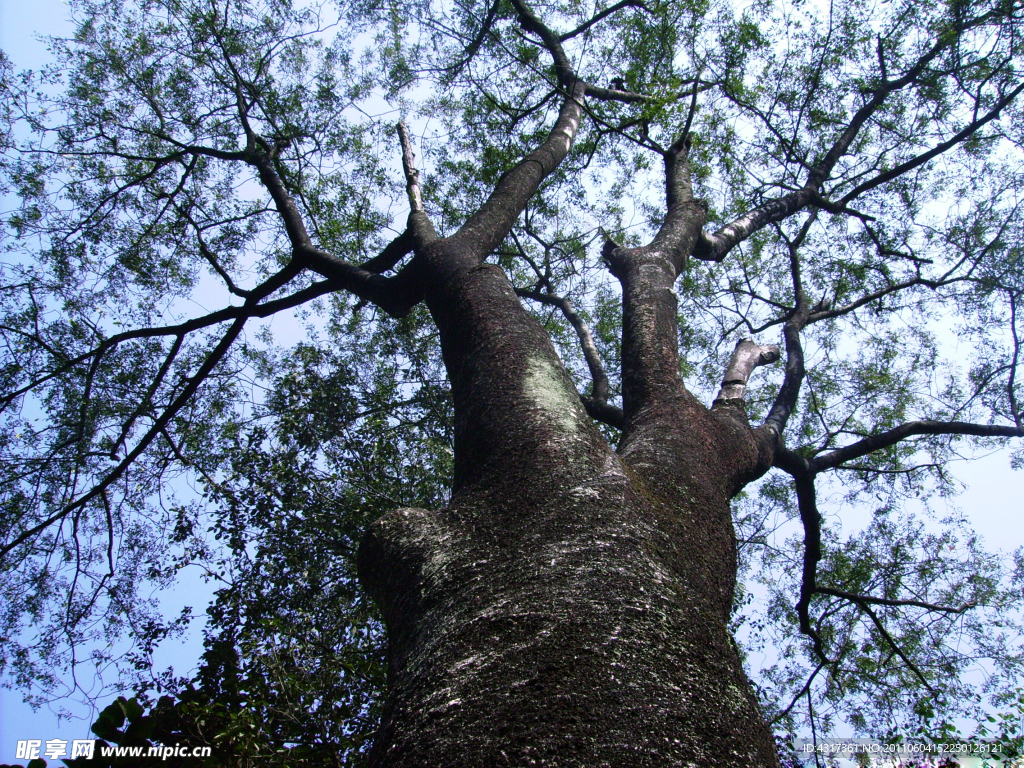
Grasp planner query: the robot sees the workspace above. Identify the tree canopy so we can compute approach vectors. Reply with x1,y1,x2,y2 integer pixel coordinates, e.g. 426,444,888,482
2,0,1024,762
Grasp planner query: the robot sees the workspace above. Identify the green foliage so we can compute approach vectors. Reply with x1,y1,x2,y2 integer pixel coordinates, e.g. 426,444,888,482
742,495,1024,735
57,689,353,766
174,304,453,760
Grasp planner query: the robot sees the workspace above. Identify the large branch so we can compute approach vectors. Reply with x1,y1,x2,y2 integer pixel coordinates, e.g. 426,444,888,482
512,0,653,105
443,0,502,79
582,83,656,103
290,247,423,317
250,151,316,250
810,420,1024,471
762,217,816,437
691,31,960,263
814,587,975,615
558,0,650,42
771,662,828,726
605,139,708,422
605,135,704,278
756,208,1017,438
508,0,580,87
1,223,419,429
852,599,936,692
692,188,818,262
804,275,943,323
249,149,423,316
359,230,415,274
0,219,425,561
647,136,707,269
0,273,272,564
2,266,308,410
178,205,253,298
772,417,1017,676
452,2,587,258
792,471,830,665
786,459,954,692
838,80,1024,205
713,338,780,402
4,278,374,415
397,122,439,249
112,333,184,456
0,315,245,564
452,0,659,259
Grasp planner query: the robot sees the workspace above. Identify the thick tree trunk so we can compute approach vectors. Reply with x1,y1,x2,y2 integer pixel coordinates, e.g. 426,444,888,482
358,252,781,766
360,482,777,766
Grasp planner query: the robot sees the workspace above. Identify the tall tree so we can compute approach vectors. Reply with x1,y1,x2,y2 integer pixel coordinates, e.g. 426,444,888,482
2,0,1024,764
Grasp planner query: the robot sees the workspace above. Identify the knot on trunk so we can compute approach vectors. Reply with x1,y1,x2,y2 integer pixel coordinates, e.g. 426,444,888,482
358,507,446,639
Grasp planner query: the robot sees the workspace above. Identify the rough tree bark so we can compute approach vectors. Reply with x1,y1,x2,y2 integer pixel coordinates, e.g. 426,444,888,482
356,70,783,768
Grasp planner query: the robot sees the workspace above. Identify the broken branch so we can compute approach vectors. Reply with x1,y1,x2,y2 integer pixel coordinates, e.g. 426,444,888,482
714,338,781,402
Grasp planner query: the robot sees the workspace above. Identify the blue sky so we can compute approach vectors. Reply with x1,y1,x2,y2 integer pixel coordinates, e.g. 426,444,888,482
0,0,205,755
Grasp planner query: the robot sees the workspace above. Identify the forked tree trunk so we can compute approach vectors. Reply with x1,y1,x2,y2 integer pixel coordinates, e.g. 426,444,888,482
358,239,782,766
